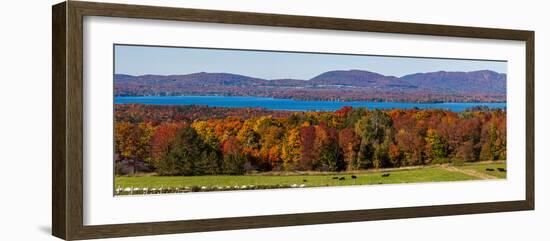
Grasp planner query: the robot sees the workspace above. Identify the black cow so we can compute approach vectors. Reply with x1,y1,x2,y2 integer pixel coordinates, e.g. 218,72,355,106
351,175,358,184
486,168,495,172
382,173,390,177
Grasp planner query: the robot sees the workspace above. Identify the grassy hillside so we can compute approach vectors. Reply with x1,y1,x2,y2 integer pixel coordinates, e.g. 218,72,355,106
115,162,505,195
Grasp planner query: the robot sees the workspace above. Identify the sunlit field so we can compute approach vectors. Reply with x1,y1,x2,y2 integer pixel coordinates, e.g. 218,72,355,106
115,162,505,195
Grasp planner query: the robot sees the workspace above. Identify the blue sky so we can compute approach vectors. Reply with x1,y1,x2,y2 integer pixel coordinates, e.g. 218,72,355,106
115,45,507,79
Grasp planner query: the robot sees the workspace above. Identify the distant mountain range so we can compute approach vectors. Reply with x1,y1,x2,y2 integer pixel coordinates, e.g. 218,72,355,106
114,69,506,103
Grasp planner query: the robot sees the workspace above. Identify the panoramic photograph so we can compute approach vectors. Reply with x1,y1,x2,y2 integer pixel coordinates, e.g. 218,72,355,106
113,44,507,195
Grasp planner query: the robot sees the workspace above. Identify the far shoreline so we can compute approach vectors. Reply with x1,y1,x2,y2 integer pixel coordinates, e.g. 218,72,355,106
114,95,507,113
114,94,508,104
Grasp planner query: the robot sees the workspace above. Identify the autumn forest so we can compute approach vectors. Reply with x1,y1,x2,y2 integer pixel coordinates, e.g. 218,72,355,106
115,104,506,177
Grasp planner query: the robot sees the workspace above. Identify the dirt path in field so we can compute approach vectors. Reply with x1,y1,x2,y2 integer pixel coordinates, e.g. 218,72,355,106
441,166,498,180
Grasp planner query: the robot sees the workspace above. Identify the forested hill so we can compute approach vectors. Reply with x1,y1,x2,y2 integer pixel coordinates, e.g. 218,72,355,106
114,69,506,103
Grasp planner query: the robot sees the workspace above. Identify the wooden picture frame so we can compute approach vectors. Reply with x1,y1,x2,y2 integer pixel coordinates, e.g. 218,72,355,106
52,1,534,240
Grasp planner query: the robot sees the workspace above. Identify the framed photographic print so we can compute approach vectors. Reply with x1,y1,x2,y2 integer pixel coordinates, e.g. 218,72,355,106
52,1,534,240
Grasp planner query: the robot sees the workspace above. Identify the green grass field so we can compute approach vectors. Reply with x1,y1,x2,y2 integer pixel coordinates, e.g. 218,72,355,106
115,162,506,195
457,162,507,179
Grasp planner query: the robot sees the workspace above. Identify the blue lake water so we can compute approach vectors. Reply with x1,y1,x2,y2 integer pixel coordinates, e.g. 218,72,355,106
114,96,506,112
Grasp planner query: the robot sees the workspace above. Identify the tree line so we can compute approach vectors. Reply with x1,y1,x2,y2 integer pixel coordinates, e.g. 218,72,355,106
114,105,506,176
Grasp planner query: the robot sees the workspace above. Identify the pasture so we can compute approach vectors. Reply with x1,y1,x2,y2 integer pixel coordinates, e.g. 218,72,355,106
115,162,506,195
456,162,507,179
